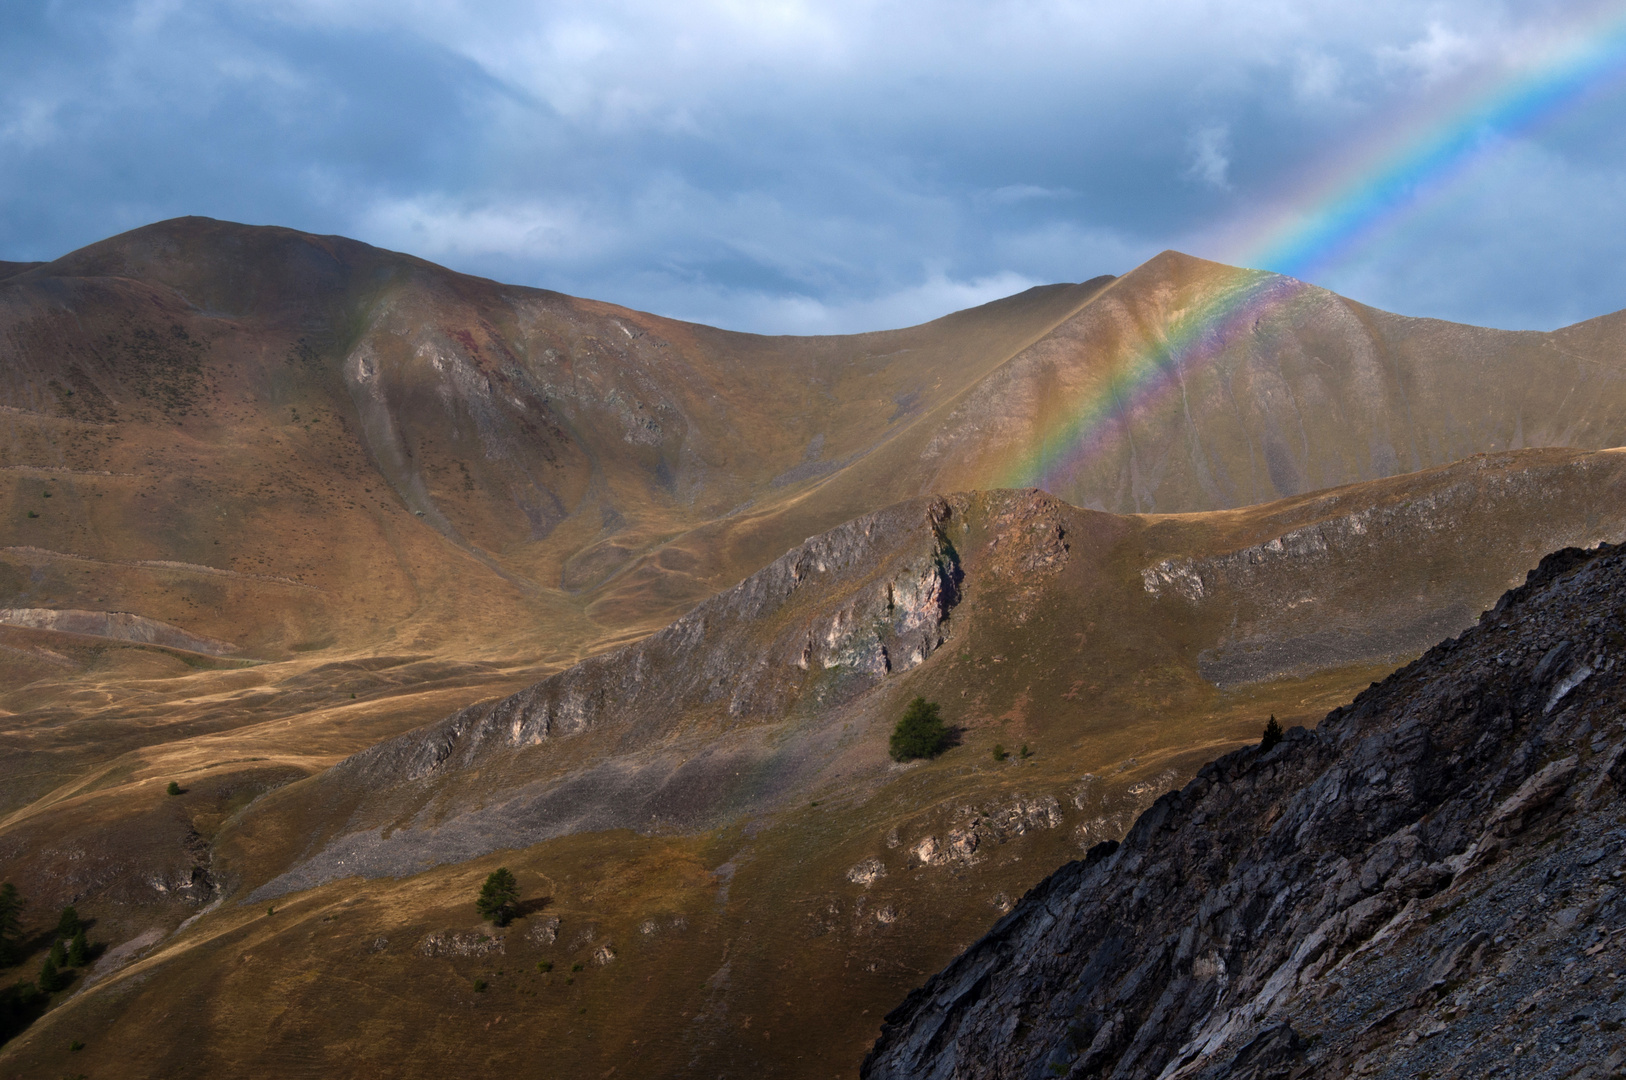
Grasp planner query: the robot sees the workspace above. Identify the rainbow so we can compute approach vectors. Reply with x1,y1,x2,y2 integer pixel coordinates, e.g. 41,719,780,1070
998,3,1626,495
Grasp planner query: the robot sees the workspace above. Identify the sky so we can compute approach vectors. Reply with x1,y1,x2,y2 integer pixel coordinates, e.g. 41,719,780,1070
3,0,1625,334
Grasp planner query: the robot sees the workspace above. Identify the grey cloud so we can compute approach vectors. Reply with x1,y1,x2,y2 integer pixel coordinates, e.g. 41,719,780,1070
0,0,1620,332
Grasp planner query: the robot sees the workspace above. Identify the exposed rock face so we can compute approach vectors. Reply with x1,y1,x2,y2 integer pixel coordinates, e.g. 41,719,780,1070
244,492,988,898
236,454,1626,903
338,494,966,783
865,542,1626,1080
418,930,504,958
0,607,237,655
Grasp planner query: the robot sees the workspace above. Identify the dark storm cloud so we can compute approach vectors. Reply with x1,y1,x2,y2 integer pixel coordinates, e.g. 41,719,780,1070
2,1,1622,332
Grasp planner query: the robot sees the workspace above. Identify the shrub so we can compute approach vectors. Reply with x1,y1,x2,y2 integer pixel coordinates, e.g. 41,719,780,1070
536,961,552,973
992,743,1009,762
1261,715,1284,752
889,698,949,762
475,868,519,927
166,781,181,796
1020,743,1032,759
472,978,487,992
571,962,584,973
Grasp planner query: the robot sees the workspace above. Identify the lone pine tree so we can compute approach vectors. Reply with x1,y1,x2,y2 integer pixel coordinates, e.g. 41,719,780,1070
476,868,520,927
890,697,949,762
1261,714,1285,752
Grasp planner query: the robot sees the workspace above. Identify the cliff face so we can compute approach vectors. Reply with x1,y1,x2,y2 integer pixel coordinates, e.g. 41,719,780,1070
865,542,1626,1080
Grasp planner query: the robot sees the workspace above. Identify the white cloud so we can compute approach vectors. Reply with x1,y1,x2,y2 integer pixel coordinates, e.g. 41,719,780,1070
989,184,1073,204
0,95,63,149
1186,125,1232,189
357,196,612,263
650,269,1047,335
1376,21,1484,85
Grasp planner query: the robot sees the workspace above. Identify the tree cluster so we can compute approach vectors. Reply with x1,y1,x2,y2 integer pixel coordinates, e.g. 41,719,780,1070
1,887,97,1042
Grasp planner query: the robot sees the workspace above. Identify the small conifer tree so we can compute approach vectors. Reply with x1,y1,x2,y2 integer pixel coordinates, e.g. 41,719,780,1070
49,939,65,968
38,954,61,994
166,781,181,796
889,698,949,762
1261,714,1285,752
476,868,520,927
57,906,81,939
0,882,20,966
68,928,88,967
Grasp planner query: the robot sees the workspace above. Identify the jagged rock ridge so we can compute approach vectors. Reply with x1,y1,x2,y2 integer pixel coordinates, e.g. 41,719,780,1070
865,541,1626,1079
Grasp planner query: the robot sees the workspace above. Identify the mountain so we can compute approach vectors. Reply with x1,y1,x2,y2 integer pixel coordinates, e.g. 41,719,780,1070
4,219,1626,1077
865,539,1626,1079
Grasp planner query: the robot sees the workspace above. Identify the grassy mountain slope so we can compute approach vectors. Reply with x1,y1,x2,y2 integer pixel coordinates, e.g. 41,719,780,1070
4,219,1626,1076
5,448,1625,1079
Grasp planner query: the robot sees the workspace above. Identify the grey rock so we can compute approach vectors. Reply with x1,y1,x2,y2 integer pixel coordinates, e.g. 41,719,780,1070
865,541,1626,1080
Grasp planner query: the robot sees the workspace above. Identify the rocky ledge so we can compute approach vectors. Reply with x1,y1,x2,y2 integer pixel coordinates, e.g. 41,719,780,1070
865,541,1626,1080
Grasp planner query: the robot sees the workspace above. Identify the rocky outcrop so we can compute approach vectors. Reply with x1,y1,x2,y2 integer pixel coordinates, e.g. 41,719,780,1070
0,607,238,655
335,493,968,786
865,541,1626,1080
243,493,1011,899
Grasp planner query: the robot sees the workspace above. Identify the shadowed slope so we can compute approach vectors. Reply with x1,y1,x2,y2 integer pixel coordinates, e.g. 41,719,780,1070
864,540,1626,1080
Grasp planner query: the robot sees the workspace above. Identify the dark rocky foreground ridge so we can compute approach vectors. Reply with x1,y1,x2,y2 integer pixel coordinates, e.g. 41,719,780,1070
866,542,1626,1079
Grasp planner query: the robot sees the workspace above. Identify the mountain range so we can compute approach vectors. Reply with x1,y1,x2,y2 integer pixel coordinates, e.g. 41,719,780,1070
2,218,1624,1077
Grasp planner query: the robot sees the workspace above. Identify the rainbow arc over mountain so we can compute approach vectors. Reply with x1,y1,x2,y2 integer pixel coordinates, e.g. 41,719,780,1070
999,5,1626,495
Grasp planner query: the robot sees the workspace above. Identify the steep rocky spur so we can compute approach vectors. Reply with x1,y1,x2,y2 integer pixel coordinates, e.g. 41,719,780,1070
866,541,1626,1079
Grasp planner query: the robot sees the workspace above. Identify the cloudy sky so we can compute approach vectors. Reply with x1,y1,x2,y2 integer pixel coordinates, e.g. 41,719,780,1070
3,0,1625,333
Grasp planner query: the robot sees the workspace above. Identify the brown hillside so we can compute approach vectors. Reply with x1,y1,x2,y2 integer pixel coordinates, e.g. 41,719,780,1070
4,448,1624,1079
4,219,1626,1078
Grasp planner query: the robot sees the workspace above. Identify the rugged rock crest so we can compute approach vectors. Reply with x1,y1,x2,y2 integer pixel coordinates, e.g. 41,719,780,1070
865,541,1626,1079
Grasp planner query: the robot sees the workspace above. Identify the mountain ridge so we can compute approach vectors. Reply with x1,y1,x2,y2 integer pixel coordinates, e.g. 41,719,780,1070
5,218,1626,1077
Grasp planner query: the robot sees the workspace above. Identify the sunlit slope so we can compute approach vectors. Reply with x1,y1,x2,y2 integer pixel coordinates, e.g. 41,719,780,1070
859,250,1626,512
574,250,1626,626
7,447,1625,1080
0,217,1108,666
8,221,1626,673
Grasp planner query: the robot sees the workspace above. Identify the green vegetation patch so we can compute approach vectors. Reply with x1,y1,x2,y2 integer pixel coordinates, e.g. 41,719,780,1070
890,697,949,762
